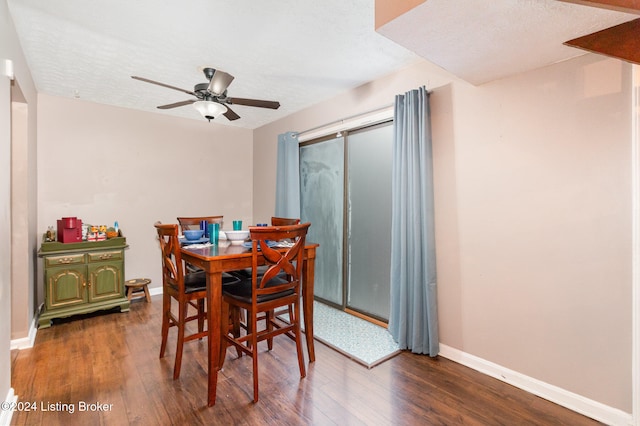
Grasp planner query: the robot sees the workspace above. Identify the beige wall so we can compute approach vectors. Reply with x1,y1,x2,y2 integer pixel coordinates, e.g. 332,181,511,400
253,55,633,412
444,56,631,410
36,94,254,300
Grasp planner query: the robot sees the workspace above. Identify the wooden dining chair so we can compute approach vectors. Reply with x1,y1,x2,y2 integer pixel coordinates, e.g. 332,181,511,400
154,223,240,380
177,216,224,234
220,222,311,403
229,216,303,328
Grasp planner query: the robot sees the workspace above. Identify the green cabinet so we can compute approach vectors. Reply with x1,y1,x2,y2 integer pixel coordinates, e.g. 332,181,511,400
38,238,130,328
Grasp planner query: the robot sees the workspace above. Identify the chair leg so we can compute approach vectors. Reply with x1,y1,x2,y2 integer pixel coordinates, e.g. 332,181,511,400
173,300,187,380
230,306,241,338
246,312,254,350
230,306,243,358
197,298,205,336
251,312,260,403
159,293,170,359
239,307,247,327
266,310,274,351
219,301,229,370
293,302,306,379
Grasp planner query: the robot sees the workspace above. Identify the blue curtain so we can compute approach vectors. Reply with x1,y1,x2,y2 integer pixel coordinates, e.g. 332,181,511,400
275,131,301,218
388,86,439,356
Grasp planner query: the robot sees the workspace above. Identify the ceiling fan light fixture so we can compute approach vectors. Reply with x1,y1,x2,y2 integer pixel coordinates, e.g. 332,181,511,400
132,69,279,122
193,100,227,121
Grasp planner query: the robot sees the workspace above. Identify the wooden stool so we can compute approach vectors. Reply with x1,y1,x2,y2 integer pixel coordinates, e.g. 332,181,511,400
125,278,152,303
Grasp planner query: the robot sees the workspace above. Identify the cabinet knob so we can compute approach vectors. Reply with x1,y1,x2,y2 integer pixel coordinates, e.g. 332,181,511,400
99,254,113,260
57,257,73,264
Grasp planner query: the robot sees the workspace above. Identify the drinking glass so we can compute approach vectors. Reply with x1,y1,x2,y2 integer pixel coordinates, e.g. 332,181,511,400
208,223,219,245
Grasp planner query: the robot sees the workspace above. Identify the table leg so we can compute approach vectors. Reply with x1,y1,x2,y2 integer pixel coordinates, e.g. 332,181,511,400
207,271,223,406
302,250,316,362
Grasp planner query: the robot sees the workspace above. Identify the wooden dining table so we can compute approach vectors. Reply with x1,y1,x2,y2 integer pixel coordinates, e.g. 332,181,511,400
180,240,319,406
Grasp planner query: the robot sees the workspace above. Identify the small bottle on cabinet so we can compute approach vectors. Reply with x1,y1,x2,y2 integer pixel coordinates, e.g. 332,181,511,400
45,226,55,242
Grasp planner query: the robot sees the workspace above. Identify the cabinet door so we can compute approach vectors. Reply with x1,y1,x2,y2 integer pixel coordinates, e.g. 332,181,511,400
45,265,88,309
87,250,124,302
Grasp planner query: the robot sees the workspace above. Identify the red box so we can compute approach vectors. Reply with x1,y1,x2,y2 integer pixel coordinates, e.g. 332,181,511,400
57,218,83,243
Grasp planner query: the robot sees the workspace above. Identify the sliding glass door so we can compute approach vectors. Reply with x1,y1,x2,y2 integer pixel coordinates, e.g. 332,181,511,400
346,124,393,320
300,122,392,321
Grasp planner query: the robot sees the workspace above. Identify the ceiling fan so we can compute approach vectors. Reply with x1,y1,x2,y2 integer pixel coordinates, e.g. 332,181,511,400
131,67,280,122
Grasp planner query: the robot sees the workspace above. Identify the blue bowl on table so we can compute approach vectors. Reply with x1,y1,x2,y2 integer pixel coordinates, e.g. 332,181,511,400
183,229,205,241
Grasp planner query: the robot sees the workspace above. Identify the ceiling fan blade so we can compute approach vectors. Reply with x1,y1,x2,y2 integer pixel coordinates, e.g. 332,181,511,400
223,105,241,121
207,70,234,96
131,76,196,96
157,100,196,110
227,97,280,109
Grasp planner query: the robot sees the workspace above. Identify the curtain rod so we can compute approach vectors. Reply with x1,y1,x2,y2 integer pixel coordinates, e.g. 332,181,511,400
295,104,394,142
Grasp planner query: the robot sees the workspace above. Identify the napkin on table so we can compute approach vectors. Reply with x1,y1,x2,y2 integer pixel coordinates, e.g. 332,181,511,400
184,243,212,249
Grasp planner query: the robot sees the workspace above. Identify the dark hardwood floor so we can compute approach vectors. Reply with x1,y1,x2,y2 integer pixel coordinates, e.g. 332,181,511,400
10,296,601,425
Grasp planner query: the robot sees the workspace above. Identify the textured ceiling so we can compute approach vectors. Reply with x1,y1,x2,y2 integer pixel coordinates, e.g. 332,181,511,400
377,0,637,85
7,0,638,129
7,0,419,129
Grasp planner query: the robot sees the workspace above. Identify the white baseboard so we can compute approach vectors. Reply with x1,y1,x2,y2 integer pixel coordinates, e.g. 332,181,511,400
438,344,633,426
148,286,162,297
0,388,17,426
10,314,38,350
